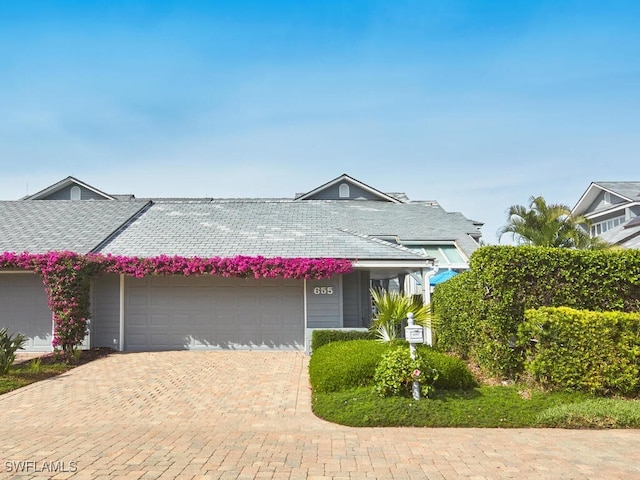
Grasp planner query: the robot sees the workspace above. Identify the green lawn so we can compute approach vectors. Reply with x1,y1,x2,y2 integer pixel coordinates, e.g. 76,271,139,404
313,385,640,428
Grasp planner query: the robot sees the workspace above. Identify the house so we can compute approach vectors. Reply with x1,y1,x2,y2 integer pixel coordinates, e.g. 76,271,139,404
0,174,482,352
572,182,640,248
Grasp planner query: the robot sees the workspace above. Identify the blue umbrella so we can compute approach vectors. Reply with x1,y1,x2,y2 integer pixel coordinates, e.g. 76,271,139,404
430,270,458,286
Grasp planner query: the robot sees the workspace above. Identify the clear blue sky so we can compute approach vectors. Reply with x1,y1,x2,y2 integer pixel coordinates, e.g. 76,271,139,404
1,0,638,243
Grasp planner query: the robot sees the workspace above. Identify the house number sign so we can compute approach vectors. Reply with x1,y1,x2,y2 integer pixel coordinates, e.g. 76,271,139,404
313,286,334,295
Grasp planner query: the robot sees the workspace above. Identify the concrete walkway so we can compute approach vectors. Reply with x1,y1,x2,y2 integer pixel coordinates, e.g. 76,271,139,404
1,351,639,479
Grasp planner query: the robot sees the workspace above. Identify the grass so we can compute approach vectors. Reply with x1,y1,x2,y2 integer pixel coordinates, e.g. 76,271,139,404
313,385,640,428
310,339,640,428
313,385,595,427
0,349,111,395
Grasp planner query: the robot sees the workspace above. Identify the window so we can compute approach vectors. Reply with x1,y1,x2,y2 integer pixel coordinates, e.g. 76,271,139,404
70,186,81,201
339,183,350,198
590,214,626,236
604,191,611,204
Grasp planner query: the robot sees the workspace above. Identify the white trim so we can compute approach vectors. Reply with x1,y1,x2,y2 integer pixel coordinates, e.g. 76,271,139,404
338,275,344,327
352,260,432,269
70,185,82,200
295,174,402,203
119,274,125,352
303,278,308,354
584,201,640,220
26,176,116,201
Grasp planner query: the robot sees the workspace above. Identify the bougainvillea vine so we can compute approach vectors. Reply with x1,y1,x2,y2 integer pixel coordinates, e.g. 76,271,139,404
0,252,353,355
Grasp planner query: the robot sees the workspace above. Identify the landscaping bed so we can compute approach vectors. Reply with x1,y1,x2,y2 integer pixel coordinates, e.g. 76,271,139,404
0,348,113,395
310,339,640,429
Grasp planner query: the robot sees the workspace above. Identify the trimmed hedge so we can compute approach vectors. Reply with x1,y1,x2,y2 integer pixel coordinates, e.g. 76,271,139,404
434,246,640,377
309,340,389,393
309,339,477,393
519,307,640,396
417,345,477,390
310,329,376,351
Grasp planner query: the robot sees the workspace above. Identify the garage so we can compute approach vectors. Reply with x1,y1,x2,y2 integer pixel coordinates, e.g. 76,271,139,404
0,273,52,351
125,275,304,351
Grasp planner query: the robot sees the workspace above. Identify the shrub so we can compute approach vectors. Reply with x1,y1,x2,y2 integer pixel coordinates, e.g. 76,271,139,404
0,328,27,375
416,345,477,390
369,289,437,341
310,329,376,352
519,307,640,396
309,340,390,393
434,246,640,377
373,346,439,398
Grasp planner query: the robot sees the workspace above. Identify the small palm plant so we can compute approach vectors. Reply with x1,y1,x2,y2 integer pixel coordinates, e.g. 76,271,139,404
369,289,437,342
0,328,27,375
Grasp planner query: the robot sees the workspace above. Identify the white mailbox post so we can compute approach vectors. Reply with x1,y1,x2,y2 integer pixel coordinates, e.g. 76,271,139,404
405,312,423,400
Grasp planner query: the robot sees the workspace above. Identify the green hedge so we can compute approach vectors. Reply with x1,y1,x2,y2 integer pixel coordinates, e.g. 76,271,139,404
310,329,376,351
519,307,640,396
309,339,477,393
434,246,640,377
309,340,390,393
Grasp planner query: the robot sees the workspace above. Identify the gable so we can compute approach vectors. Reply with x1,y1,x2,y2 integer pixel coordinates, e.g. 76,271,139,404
583,189,627,215
24,176,116,201
295,174,403,203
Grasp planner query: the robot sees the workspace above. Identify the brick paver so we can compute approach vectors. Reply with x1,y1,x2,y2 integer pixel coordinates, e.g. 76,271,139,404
2,351,640,479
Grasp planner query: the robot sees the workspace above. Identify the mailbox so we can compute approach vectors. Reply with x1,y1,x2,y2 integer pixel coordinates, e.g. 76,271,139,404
405,325,424,344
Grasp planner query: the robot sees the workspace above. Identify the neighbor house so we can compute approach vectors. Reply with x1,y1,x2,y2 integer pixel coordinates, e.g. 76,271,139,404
572,182,640,248
0,174,482,352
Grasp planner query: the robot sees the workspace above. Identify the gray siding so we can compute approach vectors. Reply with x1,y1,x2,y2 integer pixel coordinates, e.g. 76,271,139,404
40,185,109,201
0,273,52,351
305,182,388,201
306,277,342,328
342,271,372,328
91,275,121,348
586,190,626,214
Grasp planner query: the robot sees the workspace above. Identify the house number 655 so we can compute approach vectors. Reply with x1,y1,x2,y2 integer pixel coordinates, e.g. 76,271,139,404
313,286,334,295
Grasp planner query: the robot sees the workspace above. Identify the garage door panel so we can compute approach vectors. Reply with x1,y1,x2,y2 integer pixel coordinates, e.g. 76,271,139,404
125,276,303,351
0,274,52,351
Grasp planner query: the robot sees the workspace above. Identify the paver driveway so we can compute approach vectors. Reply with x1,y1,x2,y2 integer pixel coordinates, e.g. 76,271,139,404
2,351,640,479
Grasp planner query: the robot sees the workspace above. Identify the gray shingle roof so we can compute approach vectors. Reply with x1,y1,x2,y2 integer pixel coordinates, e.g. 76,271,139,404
97,200,480,260
595,182,640,200
0,201,150,254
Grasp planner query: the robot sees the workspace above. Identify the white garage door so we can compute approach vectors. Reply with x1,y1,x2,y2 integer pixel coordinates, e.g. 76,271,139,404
0,273,52,351
125,275,304,351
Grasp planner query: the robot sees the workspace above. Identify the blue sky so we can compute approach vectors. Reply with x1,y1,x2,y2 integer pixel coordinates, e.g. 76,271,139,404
1,1,638,243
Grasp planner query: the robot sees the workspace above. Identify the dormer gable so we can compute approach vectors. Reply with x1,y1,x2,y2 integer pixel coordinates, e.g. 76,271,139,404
572,181,640,217
22,176,118,201
294,174,405,203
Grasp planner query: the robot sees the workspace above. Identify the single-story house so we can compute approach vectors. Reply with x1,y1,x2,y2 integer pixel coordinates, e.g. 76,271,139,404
0,174,482,352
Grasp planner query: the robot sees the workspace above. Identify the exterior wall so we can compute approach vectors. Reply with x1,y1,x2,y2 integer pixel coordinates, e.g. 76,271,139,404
305,182,387,201
91,275,121,348
586,190,626,214
342,270,372,328
306,276,343,328
40,185,108,201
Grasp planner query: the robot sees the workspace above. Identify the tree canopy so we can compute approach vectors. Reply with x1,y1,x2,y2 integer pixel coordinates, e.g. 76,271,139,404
499,196,607,249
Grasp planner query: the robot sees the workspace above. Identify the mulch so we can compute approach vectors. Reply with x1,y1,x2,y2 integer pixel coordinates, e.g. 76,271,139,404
13,347,114,366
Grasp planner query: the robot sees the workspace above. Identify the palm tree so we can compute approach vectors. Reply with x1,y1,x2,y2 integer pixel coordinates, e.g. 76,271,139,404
499,196,607,249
